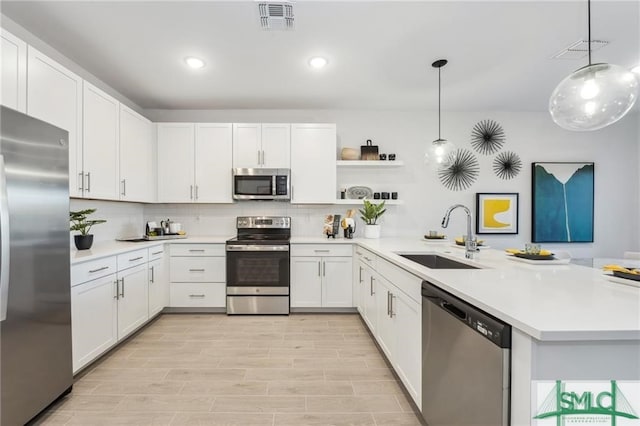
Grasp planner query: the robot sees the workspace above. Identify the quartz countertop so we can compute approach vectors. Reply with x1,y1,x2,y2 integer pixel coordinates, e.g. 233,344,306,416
70,236,640,341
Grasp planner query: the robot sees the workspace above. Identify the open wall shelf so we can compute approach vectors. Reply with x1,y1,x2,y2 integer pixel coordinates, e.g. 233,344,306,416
337,160,404,167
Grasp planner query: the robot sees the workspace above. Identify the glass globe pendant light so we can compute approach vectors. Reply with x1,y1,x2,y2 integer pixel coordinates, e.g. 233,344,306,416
425,59,456,170
549,0,638,131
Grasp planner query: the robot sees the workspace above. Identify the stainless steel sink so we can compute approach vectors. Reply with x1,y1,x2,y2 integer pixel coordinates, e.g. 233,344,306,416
398,254,478,269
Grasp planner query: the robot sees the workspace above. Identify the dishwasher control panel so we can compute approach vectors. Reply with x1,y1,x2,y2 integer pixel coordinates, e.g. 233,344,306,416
470,317,504,346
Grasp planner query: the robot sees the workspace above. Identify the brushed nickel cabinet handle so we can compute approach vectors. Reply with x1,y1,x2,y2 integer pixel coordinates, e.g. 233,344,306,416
121,179,126,196
120,278,125,298
370,277,375,296
86,172,91,193
189,268,205,272
150,266,155,283
152,250,163,256
129,256,143,262
114,280,119,299
89,266,109,273
189,294,205,298
318,261,321,277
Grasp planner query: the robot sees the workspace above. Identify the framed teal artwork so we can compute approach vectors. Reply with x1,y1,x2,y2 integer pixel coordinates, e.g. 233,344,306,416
531,162,594,243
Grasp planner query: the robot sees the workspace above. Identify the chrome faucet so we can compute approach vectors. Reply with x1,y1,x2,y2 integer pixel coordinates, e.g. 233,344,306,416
441,204,477,259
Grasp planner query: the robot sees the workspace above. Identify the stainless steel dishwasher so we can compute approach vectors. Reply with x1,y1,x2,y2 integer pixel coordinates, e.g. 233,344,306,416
421,281,511,426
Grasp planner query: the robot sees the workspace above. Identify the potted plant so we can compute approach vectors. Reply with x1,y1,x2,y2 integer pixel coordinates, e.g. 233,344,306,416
70,208,106,250
359,200,386,238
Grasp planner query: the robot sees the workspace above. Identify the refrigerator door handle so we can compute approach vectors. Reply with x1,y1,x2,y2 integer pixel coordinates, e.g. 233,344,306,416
0,155,11,321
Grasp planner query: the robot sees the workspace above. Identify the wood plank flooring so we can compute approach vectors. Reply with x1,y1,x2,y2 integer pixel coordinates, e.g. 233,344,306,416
35,314,423,426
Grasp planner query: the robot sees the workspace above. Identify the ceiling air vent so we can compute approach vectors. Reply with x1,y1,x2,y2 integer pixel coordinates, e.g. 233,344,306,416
551,39,609,60
258,1,294,31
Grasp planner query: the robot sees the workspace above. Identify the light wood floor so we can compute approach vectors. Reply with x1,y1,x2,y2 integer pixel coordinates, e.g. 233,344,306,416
35,314,423,426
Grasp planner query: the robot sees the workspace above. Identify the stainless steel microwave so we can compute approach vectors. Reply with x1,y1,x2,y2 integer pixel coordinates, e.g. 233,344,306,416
233,168,291,200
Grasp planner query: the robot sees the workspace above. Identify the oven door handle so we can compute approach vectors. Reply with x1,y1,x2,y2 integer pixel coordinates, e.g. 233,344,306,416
226,245,290,252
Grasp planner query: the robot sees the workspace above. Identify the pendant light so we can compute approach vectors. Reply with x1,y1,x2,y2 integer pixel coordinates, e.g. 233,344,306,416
549,0,638,131
425,59,456,170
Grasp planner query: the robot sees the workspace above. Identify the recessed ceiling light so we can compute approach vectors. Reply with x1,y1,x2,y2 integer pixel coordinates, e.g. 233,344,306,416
632,65,640,74
308,56,328,69
184,57,205,69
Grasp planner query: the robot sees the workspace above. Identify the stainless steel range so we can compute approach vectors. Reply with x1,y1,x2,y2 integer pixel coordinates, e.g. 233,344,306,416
226,216,291,315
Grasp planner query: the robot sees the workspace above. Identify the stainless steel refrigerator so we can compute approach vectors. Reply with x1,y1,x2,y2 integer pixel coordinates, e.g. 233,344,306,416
0,106,73,425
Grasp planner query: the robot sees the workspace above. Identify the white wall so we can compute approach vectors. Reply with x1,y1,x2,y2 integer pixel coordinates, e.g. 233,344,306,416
146,108,640,258
70,199,144,245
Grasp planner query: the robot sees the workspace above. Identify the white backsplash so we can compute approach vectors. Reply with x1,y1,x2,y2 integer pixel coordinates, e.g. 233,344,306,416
70,199,144,244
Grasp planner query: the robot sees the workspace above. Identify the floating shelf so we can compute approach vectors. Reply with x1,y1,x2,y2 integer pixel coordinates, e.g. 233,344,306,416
334,199,404,205
336,160,404,167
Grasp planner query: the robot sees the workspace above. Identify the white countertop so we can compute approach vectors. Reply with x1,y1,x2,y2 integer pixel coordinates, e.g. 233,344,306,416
71,235,640,341
356,238,640,342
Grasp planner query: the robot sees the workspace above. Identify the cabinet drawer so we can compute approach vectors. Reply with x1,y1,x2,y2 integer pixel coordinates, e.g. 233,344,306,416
354,246,377,269
291,244,352,257
170,283,226,307
71,256,117,286
117,249,148,271
148,245,166,261
170,257,225,282
170,243,225,257
377,257,422,303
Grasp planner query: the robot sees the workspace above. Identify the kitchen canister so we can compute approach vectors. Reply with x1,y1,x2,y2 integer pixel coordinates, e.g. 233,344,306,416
340,147,359,160
360,139,379,161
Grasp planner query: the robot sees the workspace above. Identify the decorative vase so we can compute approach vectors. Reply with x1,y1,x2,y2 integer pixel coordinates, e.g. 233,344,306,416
74,234,94,250
364,224,381,239
340,147,360,161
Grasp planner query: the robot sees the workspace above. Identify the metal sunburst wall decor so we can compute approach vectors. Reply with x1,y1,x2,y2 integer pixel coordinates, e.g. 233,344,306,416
438,149,480,191
471,119,506,155
493,151,522,180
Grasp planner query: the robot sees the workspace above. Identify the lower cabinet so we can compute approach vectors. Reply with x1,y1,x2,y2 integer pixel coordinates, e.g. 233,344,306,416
70,273,118,373
290,244,353,308
116,264,149,339
148,247,169,317
169,244,226,308
352,246,422,409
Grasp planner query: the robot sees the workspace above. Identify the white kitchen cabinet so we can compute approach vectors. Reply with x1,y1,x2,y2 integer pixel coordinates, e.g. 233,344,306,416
157,123,195,202
120,104,154,202
363,271,378,333
1,29,27,112
148,247,168,318
169,243,226,308
157,123,232,203
116,263,149,339
393,290,421,404
26,46,83,197
70,273,118,373
82,81,120,200
375,275,395,360
232,123,290,168
290,123,336,204
290,244,353,308
195,123,233,202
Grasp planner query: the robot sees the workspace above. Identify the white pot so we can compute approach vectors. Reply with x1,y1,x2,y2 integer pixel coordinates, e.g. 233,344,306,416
364,224,381,239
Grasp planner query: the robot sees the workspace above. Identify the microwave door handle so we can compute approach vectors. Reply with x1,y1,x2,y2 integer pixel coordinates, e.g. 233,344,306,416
273,175,277,195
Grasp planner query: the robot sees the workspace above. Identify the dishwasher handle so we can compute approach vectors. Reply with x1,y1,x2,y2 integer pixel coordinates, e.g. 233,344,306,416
441,301,466,321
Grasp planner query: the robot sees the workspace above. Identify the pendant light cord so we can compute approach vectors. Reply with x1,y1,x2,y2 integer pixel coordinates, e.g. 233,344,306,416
438,66,441,140
587,0,591,66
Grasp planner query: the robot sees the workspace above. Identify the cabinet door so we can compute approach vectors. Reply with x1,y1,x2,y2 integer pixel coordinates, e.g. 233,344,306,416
71,274,118,373
261,123,290,168
375,278,394,360
195,123,233,203
393,292,421,407
117,264,149,340
362,272,378,333
120,104,153,202
290,257,322,307
322,257,353,307
148,257,167,318
157,123,195,202
354,261,368,315
83,81,119,200
291,123,337,203
26,46,83,197
232,123,261,168
1,29,27,112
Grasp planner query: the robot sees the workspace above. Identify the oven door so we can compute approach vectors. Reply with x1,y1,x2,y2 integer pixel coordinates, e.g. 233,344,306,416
226,244,290,295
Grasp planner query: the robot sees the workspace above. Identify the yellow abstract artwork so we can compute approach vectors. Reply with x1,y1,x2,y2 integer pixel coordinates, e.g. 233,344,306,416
483,199,511,228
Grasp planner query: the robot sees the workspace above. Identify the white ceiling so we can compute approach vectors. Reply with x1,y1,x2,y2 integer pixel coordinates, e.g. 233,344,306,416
2,1,639,111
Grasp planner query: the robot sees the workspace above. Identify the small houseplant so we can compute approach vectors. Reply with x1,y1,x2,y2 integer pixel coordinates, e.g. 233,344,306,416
70,209,106,250
359,200,386,238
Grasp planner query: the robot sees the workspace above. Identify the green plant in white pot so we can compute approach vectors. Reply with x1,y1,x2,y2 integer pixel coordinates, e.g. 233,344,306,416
359,200,386,239
70,208,106,250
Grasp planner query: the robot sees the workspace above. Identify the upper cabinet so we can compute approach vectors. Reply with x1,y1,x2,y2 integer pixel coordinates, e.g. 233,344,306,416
82,81,120,200
290,123,337,204
26,46,83,197
120,104,154,203
232,123,290,169
1,29,27,113
157,123,233,203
